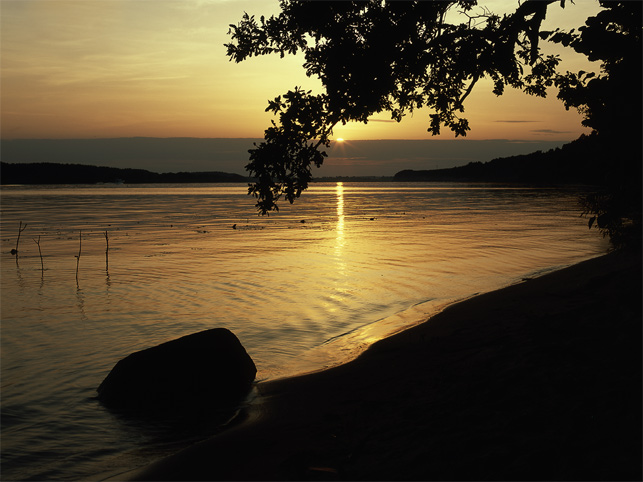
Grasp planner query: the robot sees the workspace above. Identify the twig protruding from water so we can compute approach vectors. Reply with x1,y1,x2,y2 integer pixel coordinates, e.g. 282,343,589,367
75,230,82,286
104,230,109,272
11,221,27,256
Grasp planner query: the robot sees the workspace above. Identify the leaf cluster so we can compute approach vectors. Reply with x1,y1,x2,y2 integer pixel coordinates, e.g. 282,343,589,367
542,1,642,138
582,189,642,250
541,2,642,247
246,87,333,213
226,0,608,213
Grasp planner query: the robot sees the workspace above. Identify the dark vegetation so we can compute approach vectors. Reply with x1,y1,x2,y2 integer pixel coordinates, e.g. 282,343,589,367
394,132,610,184
227,0,641,248
0,162,247,185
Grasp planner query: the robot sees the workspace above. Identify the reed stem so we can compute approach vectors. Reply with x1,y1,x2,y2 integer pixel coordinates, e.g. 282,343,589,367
75,230,82,285
104,230,109,272
12,221,27,256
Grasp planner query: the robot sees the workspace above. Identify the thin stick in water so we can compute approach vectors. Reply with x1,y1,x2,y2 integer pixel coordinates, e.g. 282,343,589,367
12,221,27,256
104,230,109,272
75,230,82,285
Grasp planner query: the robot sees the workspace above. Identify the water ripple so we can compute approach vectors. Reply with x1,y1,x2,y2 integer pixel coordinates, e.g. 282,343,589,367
0,182,607,480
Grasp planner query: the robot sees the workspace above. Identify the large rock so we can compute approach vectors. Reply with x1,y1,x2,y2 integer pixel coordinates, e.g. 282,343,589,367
97,328,256,411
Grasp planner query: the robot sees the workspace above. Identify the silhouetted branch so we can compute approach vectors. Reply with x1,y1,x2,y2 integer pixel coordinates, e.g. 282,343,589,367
458,74,481,107
459,6,493,29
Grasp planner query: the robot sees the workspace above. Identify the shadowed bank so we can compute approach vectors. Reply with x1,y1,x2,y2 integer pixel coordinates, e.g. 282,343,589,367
124,250,641,481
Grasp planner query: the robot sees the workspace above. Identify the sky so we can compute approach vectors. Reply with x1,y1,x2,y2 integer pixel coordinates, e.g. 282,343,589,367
1,0,603,175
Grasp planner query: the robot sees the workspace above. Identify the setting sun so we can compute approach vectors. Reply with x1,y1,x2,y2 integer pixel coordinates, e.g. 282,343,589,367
336,138,344,142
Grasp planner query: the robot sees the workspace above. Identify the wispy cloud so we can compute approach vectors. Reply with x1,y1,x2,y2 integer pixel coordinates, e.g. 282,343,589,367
531,129,573,134
494,120,540,123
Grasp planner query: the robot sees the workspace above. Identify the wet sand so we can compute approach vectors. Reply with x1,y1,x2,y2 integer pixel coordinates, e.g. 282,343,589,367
129,250,641,481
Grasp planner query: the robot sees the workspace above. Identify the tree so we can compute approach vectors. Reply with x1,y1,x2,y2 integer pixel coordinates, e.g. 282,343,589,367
226,0,641,238
544,2,641,246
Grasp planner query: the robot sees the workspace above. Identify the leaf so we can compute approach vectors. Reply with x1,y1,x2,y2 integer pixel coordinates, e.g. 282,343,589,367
597,214,608,229
588,216,596,229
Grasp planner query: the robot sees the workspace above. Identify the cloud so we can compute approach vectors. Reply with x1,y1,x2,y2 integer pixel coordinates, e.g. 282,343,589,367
531,129,573,134
494,120,540,123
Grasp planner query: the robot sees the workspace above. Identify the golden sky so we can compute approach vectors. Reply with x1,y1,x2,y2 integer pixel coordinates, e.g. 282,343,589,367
1,0,601,141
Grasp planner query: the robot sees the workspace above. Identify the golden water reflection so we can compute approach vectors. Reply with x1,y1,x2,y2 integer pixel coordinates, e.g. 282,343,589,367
335,182,346,270
336,182,345,249
330,181,347,310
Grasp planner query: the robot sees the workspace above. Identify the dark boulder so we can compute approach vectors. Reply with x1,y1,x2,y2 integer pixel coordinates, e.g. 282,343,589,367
97,328,256,411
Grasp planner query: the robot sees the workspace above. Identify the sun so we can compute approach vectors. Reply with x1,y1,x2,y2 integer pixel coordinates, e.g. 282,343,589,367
336,138,344,142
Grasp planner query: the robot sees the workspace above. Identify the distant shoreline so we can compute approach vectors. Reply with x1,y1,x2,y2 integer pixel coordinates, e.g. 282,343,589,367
0,158,602,187
0,162,248,185
1,133,614,187
1,161,402,185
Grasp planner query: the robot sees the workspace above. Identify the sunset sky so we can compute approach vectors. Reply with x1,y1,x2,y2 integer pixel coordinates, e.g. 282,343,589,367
1,0,603,174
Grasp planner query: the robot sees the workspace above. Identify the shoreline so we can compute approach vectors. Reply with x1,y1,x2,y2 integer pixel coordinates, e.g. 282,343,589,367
126,250,641,481
256,256,600,384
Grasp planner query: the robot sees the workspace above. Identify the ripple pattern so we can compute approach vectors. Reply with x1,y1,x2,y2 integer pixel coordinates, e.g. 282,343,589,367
1,182,607,480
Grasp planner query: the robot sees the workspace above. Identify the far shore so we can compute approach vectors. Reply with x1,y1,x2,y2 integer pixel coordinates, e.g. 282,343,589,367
125,250,641,481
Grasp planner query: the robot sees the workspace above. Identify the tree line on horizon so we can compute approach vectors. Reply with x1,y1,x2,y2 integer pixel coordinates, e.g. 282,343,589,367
0,162,247,185
0,134,610,187
394,132,610,184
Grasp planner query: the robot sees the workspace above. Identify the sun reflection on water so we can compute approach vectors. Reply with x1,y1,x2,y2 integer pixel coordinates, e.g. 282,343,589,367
329,181,348,310
335,182,346,267
336,181,345,247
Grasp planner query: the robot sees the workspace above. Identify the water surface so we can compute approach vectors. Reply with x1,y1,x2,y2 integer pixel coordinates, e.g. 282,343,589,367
1,182,607,480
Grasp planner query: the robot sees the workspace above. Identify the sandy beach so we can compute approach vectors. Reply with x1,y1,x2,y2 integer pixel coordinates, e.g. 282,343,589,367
127,250,641,481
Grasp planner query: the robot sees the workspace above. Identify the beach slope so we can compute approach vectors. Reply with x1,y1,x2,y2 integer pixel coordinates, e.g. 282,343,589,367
130,251,641,481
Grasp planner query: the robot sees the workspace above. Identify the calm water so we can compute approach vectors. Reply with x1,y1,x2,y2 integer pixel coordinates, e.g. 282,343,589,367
1,182,607,480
